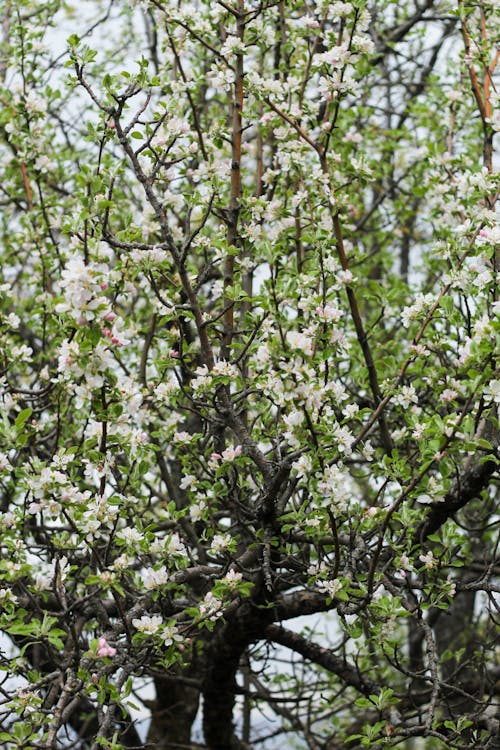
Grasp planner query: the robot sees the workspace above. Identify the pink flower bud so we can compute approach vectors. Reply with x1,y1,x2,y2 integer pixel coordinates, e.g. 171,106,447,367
104,311,116,322
97,636,116,658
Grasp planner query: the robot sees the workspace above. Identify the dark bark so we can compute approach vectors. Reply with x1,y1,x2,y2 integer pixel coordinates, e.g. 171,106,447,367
202,599,274,750
415,445,499,544
433,588,479,712
147,669,201,749
264,624,379,697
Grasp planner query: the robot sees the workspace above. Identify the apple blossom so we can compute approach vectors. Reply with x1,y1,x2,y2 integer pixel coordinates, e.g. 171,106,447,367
97,637,117,658
132,615,163,635
0,2,497,749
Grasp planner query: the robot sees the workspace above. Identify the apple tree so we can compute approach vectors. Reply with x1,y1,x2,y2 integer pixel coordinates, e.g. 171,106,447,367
0,1,498,748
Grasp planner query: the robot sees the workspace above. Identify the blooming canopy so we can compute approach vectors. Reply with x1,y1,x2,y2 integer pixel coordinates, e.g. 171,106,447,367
0,1,498,749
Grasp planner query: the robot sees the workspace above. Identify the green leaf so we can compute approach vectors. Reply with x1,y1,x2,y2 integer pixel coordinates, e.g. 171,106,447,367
354,697,373,708
14,408,32,431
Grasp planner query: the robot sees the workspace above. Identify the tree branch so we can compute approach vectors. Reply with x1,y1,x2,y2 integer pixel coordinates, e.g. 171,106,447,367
415,425,499,544
265,624,379,697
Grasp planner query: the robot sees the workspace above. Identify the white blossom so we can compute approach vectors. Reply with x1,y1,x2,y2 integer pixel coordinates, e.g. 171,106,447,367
484,380,500,404
419,551,437,569
317,578,342,597
132,614,163,634
220,570,243,588
142,566,169,590
210,533,232,554
287,331,314,356
161,623,183,647
199,591,224,620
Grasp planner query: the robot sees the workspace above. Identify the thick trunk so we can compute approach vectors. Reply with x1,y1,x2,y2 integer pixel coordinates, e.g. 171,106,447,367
202,599,273,750
147,669,201,749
